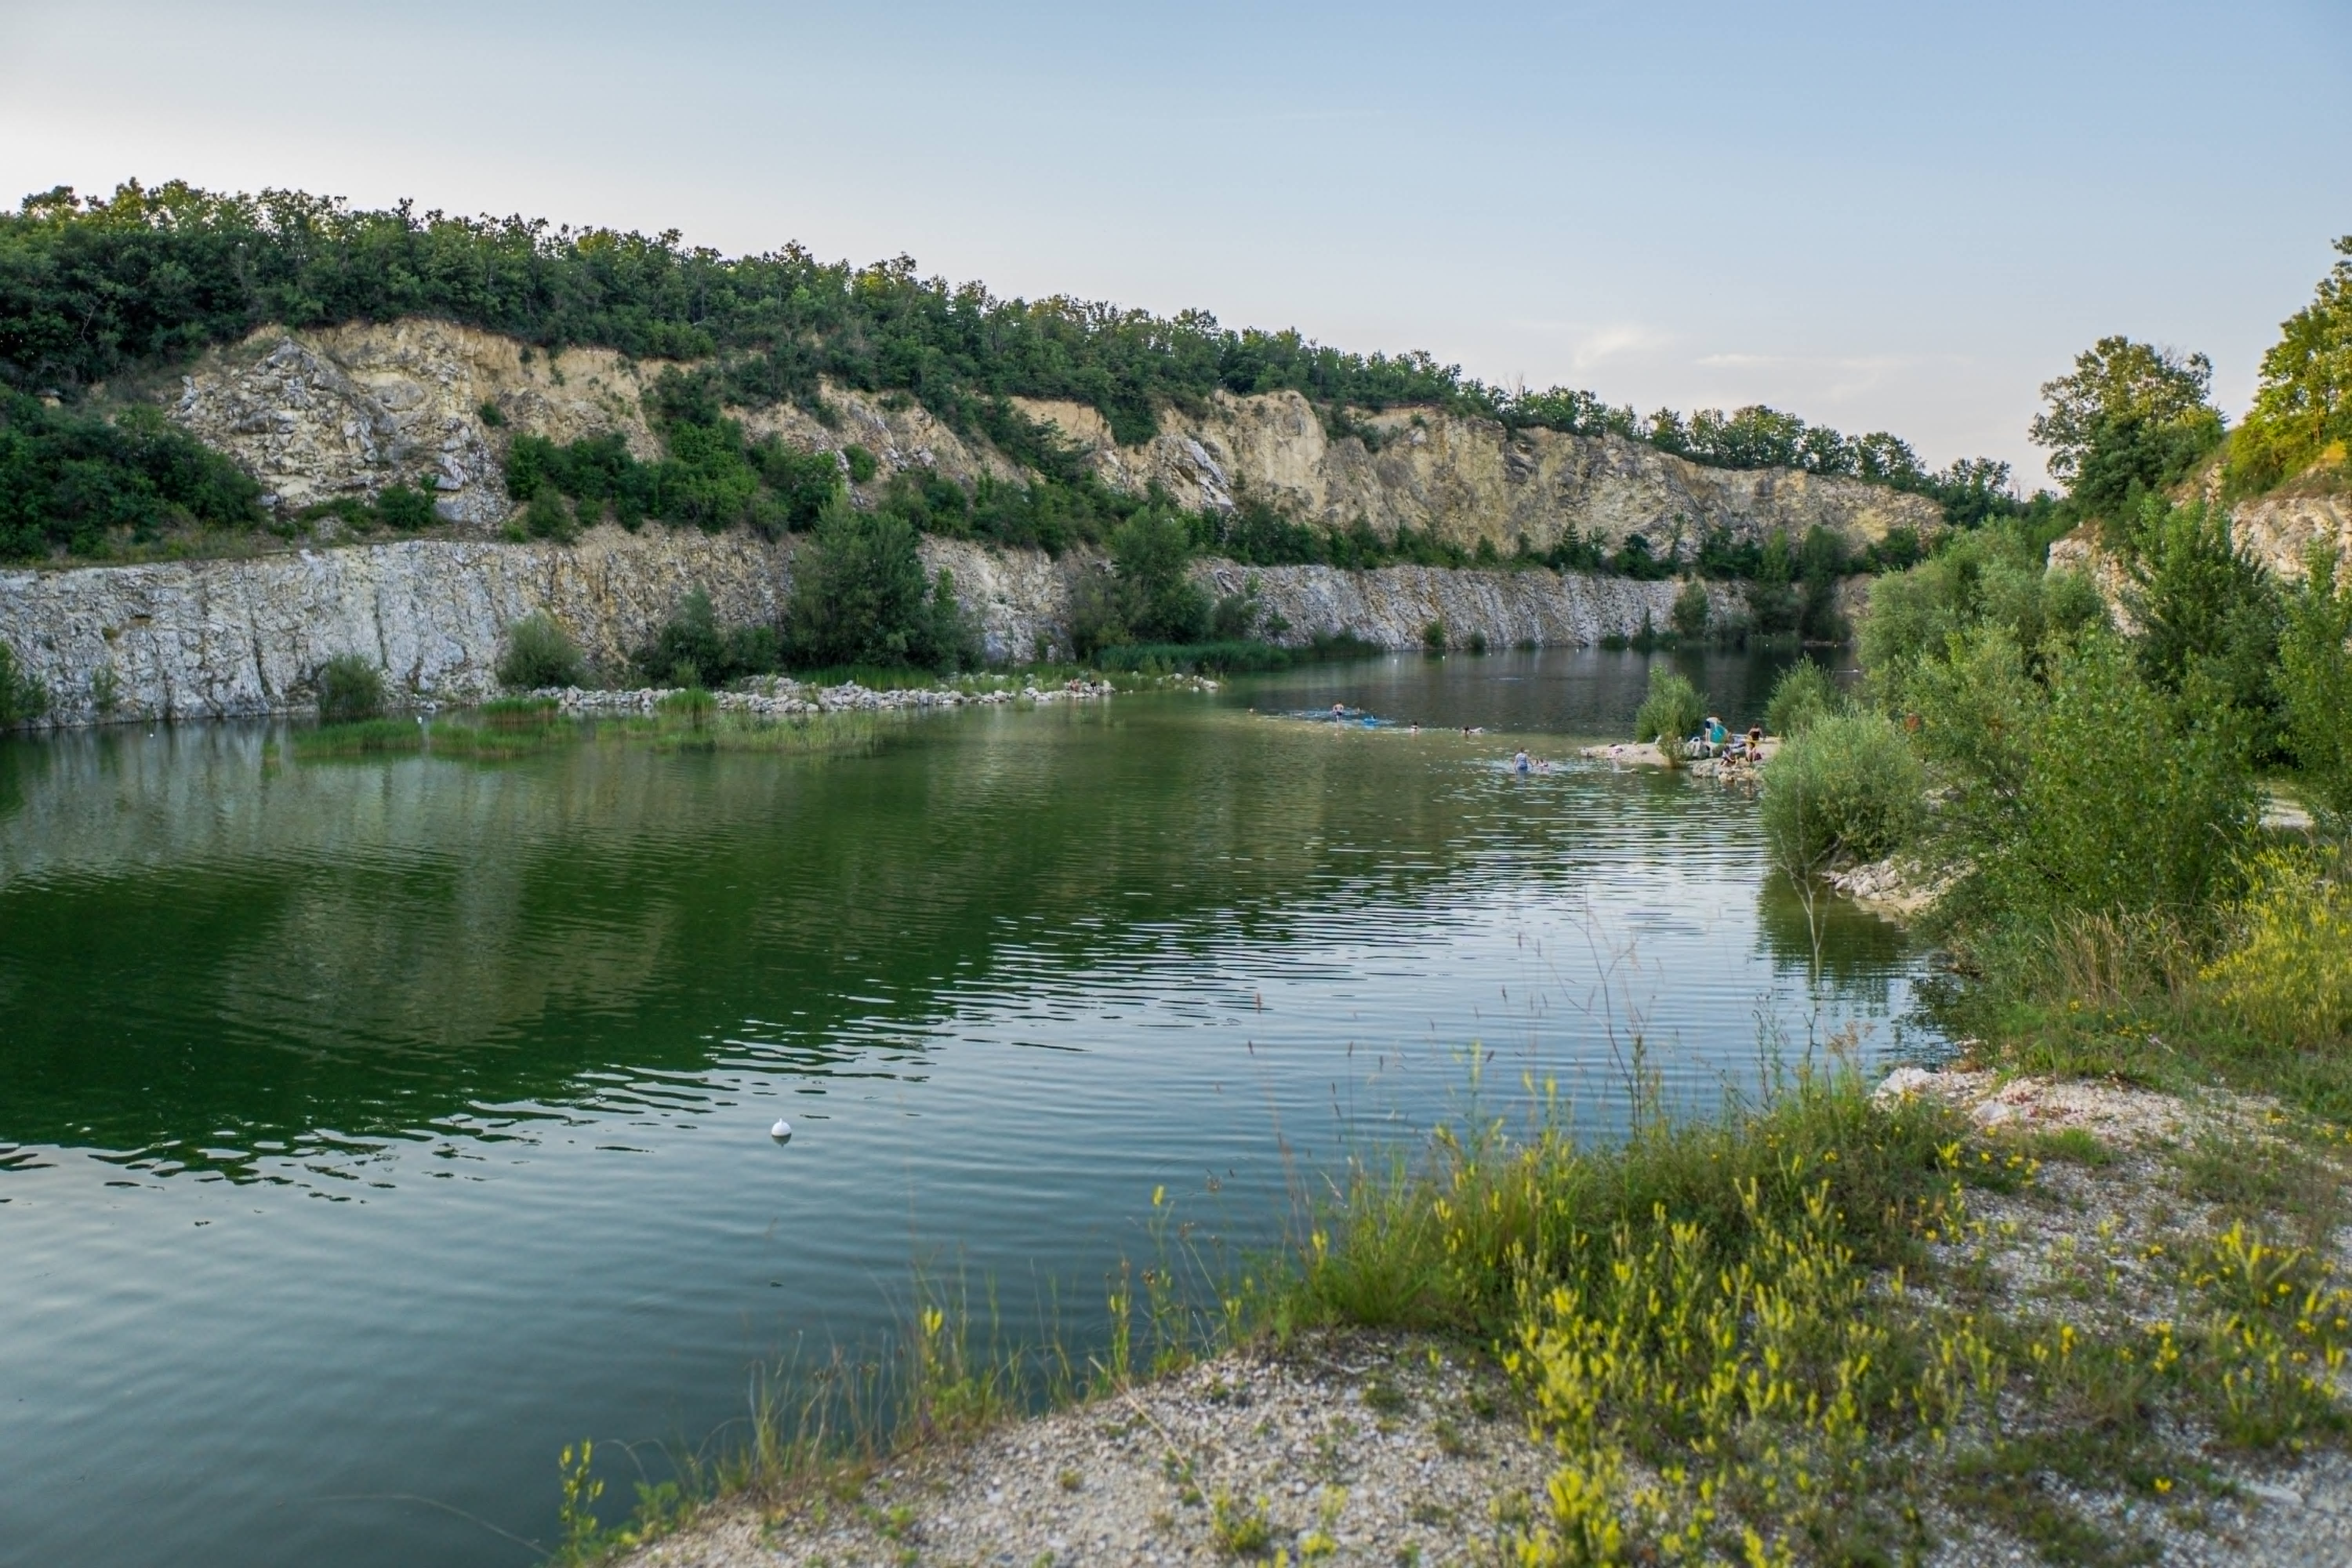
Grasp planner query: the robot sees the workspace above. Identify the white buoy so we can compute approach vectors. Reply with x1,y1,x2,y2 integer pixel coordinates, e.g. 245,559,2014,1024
769,1118,793,1144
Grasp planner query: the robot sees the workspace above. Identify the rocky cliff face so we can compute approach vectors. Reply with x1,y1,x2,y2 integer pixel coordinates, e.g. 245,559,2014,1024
1009,393,1940,555
2045,491,2352,623
0,532,1728,724
2223,491,2352,580
148,320,1940,558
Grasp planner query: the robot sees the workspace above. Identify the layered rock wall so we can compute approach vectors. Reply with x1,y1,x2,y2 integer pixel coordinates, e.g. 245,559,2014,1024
148,320,1941,558
0,534,1730,724
1010,393,1940,556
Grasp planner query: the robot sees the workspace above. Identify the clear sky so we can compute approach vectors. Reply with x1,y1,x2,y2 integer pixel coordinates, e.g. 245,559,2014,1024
3,0,2347,486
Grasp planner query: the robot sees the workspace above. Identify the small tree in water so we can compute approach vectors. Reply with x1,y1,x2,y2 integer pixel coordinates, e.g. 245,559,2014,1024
1632,667,1704,751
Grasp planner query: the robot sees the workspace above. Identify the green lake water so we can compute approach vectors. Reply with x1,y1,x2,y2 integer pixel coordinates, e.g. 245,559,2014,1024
0,649,1931,1568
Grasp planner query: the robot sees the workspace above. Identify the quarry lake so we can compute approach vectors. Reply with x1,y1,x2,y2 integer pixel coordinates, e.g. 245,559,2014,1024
0,650,1936,1568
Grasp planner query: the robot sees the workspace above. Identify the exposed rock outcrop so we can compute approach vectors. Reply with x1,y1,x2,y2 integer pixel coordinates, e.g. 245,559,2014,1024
149,321,1941,559
1012,392,1940,555
2226,491,2352,581
0,533,1730,725
2046,489,2352,630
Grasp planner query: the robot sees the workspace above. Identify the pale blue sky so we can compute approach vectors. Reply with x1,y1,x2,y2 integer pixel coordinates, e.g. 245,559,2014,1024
4,0,2347,485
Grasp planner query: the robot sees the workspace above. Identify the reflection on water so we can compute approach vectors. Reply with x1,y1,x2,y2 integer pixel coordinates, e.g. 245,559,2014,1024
0,650,1922,1568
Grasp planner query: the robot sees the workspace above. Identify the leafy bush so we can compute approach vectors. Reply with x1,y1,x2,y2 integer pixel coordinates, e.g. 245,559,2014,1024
497,613,588,691
2204,847,2352,1045
1760,710,1924,875
1110,512,1208,643
1422,619,1446,652
2124,498,2282,753
1910,629,2255,930
1208,578,1264,641
633,590,782,688
1632,667,1704,749
520,489,577,542
1860,523,2106,690
0,392,263,558
506,398,840,540
316,653,387,722
1764,659,1841,738
787,505,969,670
0,640,49,725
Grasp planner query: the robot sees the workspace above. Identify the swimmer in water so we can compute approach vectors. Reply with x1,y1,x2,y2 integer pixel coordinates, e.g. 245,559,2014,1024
1514,749,1531,774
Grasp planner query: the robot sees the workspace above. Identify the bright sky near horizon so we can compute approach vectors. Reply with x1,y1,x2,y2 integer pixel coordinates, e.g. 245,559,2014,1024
2,0,2347,487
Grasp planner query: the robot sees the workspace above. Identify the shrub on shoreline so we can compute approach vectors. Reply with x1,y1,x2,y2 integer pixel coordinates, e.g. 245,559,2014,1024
315,653,386,723
1760,709,1923,877
497,612,588,691
1631,666,1703,750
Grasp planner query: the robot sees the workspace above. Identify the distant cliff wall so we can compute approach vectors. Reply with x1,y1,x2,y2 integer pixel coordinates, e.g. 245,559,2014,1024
0,533,1739,725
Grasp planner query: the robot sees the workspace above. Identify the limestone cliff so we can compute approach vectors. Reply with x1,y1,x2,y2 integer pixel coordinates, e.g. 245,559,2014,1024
147,320,1940,557
0,532,1726,725
1007,393,1939,555
2045,490,2352,619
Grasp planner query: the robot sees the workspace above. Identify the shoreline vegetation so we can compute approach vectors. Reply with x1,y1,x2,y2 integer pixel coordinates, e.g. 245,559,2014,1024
576,314,2352,1566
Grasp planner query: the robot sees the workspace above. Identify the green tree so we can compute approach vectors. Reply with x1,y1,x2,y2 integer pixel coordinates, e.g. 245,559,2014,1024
1761,710,1924,875
1745,533,1800,636
1909,628,2253,928
635,589,782,686
1764,659,1841,738
2227,236,2352,495
788,504,967,670
2028,337,2224,523
1632,667,1704,749
1669,579,1710,642
1860,522,2105,692
0,393,263,558
2124,498,2282,754
1110,512,1210,643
